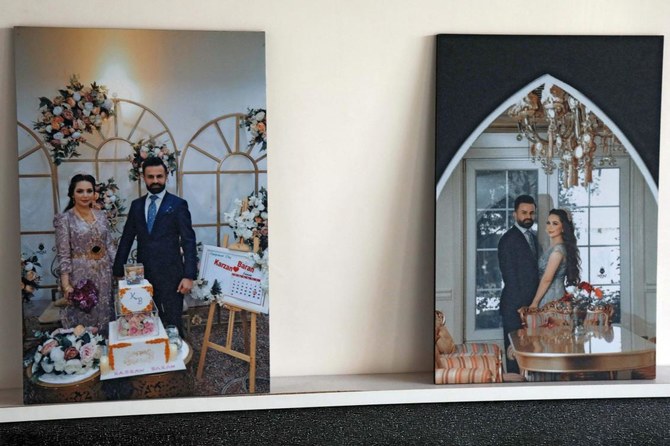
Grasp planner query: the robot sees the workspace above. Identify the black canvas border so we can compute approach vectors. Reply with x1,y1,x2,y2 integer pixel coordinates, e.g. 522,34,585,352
435,34,663,184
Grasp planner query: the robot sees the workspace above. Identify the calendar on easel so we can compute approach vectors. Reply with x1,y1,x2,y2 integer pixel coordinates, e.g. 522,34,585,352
197,245,268,314
196,227,265,393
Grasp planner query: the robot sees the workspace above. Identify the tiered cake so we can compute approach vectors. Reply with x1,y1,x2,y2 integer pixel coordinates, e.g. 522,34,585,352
100,278,186,380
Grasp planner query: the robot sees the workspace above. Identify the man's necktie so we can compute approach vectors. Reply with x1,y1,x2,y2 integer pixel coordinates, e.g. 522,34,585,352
525,230,537,257
147,195,158,233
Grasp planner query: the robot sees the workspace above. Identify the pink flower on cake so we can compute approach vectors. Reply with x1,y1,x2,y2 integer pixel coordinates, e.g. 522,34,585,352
143,320,155,334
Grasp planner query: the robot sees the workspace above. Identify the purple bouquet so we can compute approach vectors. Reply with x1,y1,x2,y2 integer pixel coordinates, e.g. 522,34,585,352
69,279,99,313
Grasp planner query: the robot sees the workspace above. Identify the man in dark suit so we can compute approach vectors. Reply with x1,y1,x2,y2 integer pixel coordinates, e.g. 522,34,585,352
498,194,539,374
113,157,197,337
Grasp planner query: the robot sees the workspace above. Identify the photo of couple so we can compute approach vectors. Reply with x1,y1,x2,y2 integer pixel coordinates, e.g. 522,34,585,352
53,156,196,340
16,27,270,403
499,196,580,373
434,34,660,384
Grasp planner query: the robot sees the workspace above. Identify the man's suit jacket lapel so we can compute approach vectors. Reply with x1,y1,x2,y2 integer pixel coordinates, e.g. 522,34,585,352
514,225,538,259
152,192,174,233
137,195,149,233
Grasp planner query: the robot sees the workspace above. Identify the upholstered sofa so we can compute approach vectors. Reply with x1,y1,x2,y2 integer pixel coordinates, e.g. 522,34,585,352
434,311,503,384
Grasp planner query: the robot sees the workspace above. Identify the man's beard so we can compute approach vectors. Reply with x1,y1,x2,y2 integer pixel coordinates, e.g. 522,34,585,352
147,183,165,194
518,218,534,229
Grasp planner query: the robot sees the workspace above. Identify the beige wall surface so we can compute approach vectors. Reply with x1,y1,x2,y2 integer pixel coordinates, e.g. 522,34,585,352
1,0,669,390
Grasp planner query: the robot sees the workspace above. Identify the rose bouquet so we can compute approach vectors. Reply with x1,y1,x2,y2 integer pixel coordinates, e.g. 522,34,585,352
560,281,607,311
31,325,105,378
128,140,178,181
33,75,115,165
240,108,267,151
95,178,126,234
68,279,99,313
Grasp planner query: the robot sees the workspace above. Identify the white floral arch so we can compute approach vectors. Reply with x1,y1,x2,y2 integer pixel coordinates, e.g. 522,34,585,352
18,98,179,295
179,113,267,248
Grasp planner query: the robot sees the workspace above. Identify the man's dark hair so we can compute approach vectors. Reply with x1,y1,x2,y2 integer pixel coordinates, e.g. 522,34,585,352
514,194,536,211
141,156,168,175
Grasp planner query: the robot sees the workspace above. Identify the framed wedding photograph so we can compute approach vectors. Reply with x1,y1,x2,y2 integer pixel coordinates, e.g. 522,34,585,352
434,35,662,384
16,26,270,403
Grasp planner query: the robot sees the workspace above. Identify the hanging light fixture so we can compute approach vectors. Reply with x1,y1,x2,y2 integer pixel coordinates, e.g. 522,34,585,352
508,84,625,188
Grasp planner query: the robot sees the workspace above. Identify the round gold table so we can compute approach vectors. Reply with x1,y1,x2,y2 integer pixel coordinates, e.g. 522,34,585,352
26,343,195,403
25,366,104,404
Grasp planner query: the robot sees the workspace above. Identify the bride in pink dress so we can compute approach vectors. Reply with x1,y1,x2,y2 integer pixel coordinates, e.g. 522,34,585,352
54,174,116,334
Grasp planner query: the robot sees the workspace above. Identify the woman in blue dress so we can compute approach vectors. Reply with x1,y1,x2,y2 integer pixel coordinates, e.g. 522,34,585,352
529,209,581,308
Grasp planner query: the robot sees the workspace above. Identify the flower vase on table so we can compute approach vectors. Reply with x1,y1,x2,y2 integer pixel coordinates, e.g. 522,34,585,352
572,306,587,336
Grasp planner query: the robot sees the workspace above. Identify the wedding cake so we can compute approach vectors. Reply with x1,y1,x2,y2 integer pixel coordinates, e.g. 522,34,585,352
100,275,185,380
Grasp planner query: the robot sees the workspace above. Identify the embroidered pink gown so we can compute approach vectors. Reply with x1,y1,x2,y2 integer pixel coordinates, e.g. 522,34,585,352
53,208,117,333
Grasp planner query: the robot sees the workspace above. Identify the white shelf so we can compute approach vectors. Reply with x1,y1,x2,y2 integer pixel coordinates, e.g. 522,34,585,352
3,367,670,423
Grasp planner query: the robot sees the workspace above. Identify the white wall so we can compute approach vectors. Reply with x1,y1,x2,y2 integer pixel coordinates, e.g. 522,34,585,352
1,0,670,390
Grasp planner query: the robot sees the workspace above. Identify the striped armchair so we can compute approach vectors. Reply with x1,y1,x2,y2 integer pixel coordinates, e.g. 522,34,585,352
435,311,503,384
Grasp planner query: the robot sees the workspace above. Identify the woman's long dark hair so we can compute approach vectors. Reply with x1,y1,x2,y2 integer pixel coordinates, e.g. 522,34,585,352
64,174,96,212
549,208,581,285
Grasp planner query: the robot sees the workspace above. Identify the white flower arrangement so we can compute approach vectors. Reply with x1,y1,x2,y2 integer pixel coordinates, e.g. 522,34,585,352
94,178,126,234
31,326,105,379
21,246,44,302
128,140,178,182
33,75,114,165
240,108,267,151
191,190,269,304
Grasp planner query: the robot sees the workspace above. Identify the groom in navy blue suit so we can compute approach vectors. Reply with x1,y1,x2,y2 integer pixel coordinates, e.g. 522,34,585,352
498,195,539,374
113,157,197,337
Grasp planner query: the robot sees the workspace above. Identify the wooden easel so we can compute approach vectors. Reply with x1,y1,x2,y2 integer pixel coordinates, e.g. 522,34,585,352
196,200,261,393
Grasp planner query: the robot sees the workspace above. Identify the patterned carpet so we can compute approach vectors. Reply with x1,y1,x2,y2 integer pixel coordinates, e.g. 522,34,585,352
22,305,270,404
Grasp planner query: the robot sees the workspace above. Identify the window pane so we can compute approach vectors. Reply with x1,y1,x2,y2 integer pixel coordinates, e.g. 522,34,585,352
590,207,620,245
598,285,621,324
475,290,502,330
476,211,506,249
578,246,589,281
473,168,537,333
590,169,620,206
507,171,538,204
571,207,588,245
589,246,620,285
476,251,502,289
559,171,589,207
476,171,507,209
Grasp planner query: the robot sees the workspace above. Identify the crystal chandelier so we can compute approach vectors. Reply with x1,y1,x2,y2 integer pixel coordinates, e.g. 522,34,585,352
508,84,625,188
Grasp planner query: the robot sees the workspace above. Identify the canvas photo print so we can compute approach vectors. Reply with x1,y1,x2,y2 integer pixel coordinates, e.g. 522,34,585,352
16,27,269,403
435,35,661,384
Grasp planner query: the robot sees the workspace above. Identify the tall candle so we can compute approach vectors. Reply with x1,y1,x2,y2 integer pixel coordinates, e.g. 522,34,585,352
169,344,178,362
100,355,110,374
